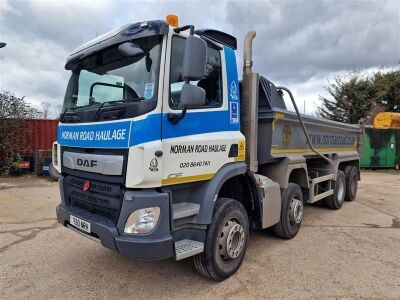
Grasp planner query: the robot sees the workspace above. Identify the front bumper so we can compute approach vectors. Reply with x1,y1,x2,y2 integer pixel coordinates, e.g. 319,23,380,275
56,187,174,261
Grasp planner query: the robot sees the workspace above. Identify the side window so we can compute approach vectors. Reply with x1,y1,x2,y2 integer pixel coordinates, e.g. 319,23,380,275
169,36,223,109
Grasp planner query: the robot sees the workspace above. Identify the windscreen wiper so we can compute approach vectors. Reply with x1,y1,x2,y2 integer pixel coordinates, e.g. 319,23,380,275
94,97,144,120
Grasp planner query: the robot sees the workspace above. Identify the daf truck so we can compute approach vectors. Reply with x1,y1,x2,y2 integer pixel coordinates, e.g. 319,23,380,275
55,17,361,281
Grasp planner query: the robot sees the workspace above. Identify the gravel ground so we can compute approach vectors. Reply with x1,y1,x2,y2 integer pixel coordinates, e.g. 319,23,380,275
0,171,399,299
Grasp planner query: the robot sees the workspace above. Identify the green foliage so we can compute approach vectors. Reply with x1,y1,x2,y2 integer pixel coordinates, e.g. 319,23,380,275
372,70,400,111
317,68,400,123
0,91,34,175
0,155,24,176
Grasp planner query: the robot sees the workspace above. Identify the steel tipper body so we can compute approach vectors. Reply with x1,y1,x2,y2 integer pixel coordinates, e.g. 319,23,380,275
55,18,362,281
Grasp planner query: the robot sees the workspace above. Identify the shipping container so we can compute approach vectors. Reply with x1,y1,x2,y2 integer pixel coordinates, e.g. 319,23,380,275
20,119,58,155
0,119,58,173
360,126,400,168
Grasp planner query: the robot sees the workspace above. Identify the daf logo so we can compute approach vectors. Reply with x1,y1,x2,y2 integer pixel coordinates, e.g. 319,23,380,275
77,158,98,168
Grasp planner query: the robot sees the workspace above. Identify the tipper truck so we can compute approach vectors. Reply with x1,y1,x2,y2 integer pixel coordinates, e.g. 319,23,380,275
55,16,362,281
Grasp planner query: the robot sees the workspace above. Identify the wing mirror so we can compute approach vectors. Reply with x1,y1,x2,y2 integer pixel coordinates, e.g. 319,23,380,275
168,35,207,124
181,35,207,81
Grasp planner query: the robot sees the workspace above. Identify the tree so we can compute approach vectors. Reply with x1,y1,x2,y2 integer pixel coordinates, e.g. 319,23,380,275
0,91,35,174
55,104,63,118
36,102,62,119
40,101,52,119
317,68,400,124
0,92,30,118
372,70,400,112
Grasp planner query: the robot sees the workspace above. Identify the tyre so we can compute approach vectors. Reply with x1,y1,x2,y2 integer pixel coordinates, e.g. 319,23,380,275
193,198,249,281
273,183,304,239
344,166,358,201
324,170,346,209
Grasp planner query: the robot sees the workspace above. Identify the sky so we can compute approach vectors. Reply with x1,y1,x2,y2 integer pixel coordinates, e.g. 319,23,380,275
0,0,399,117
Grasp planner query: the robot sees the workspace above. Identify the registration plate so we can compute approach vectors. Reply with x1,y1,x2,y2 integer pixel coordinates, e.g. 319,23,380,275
70,215,91,233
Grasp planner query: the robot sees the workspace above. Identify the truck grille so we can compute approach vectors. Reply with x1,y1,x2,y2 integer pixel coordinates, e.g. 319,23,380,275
70,178,112,194
70,191,111,208
63,175,123,222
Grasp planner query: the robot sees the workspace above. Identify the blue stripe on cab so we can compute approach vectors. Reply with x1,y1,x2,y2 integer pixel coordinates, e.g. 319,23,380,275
161,111,234,140
129,114,161,146
57,120,132,148
224,46,240,129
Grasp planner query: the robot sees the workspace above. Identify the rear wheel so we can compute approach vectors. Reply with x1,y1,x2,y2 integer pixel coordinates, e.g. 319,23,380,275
193,198,249,281
273,183,304,239
324,170,346,209
344,166,358,201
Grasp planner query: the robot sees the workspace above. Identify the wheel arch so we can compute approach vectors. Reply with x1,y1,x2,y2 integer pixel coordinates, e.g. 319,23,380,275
338,159,360,180
218,171,262,229
288,167,309,188
185,162,249,225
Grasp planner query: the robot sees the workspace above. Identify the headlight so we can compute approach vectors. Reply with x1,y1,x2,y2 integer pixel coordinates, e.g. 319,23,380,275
124,207,160,234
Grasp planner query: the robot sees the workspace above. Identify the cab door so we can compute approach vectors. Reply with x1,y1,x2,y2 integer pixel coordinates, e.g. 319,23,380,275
161,33,240,186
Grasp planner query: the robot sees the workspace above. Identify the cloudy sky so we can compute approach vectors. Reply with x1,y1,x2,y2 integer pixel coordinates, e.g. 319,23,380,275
0,0,399,116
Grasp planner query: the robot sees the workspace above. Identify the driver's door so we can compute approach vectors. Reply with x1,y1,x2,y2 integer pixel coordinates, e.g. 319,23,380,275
161,33,235,186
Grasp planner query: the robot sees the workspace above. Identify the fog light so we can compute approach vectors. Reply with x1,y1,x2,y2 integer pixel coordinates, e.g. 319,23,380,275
124,207,160,234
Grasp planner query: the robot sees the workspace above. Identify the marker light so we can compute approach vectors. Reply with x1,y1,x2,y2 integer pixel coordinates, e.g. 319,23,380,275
166,15,179,27
124,207,160,234
52,142,58,167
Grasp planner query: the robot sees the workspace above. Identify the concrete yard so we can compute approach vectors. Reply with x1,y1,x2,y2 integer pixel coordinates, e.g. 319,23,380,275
0,171,399,299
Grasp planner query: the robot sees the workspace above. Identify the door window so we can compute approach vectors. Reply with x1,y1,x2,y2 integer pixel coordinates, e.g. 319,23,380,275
169,36,223,109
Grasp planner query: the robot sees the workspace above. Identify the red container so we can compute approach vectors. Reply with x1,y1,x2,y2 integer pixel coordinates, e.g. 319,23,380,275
0,119,58,171
21,119,59,155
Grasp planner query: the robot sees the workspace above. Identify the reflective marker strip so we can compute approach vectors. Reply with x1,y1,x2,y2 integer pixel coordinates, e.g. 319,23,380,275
271,147,357,154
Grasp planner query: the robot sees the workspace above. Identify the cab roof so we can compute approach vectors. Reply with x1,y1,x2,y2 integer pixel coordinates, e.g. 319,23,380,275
65,20,238,70
65,20,169,70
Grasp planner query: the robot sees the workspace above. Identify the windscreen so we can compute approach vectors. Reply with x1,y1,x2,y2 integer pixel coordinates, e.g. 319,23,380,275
62,35,162,120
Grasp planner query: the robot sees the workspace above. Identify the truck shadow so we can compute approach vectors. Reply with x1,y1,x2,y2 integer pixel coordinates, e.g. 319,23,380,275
58,203,336,293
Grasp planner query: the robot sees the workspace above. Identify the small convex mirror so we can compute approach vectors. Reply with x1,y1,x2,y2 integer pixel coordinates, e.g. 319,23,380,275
179,84,205,108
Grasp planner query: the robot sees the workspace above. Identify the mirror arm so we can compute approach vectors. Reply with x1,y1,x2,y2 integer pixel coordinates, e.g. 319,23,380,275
174,25,194,34
167,107,187,125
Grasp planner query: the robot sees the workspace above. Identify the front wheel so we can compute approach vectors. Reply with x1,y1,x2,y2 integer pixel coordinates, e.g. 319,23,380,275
193,198,249,281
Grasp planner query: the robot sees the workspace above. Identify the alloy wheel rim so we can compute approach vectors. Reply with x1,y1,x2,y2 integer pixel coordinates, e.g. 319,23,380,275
218,218,245,260
289,196,303,225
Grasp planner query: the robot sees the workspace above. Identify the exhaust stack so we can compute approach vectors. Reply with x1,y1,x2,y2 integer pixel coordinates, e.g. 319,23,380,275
243,31,256,74
241,31,259,172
